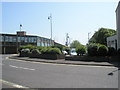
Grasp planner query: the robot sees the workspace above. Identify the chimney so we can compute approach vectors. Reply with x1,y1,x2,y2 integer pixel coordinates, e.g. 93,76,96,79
17,31,26,36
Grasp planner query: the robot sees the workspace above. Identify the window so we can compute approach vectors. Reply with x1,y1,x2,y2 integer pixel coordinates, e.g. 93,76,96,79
33,38,37,43
25,37,28,42
28,37,33,43
21,37,24,42
5,36,9,42
9,36,13,42
0,35,3,42
13,36,16,42
18,37,20,42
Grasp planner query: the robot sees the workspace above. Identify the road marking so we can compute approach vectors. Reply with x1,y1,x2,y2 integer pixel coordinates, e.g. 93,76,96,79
7,57,117,69
0,79,29,88
9,65,35,71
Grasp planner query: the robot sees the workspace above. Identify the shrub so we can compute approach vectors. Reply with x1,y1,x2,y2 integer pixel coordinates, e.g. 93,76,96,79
98,45,108,56
118,48,120,55
87,43,99,56
40,47,48,54
47,48,62,55
108,47,116,56
76,45,86,56
51,45,64,52
31,49,41,55
18,45,35,53
20,48,30,57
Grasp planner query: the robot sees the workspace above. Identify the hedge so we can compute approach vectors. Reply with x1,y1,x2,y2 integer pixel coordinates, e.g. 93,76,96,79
76,45,86,56
98,45,108,56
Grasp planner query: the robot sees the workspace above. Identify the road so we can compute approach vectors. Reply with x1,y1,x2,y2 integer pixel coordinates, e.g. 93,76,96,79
0,54,119,88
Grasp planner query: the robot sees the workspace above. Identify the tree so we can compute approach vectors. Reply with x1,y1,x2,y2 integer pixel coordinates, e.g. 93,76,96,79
89,28,116,45
70,40,81,48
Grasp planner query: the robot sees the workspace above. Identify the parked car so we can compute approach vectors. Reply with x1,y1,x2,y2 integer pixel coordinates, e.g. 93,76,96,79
70,48,77,56
62,50,68,55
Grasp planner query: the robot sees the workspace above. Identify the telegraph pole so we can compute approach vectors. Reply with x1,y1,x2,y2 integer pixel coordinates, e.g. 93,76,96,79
48,14,53,45
66,33,69,46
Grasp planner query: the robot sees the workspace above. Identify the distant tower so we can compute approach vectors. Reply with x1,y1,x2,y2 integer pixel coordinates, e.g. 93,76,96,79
65,33,69,46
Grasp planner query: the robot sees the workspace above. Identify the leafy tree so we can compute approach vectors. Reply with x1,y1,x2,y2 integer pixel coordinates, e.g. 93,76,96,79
89,28,116,45
70,40,81,48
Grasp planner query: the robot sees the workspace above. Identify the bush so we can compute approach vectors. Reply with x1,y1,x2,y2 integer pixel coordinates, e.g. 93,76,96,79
18,45,35,53
31,49,41,55
40,47,48,54
87,43,99,56
20,48,30,57
47,48,62,55
76,45,86,56
108,47,116,56
118,48,120,55
98,45,108,56
51,45,64,52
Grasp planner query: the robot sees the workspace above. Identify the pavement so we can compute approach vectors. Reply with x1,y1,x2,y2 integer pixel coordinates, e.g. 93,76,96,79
8,54,120,67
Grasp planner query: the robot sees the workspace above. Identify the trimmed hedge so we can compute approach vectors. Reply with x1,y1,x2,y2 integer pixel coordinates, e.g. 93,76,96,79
20,48,30,57
31,49,41,55
87,43,99,56
18,45,35,53
118,48,120,55
108,47,116,56
46,48,62,54
98,45,108,56
76,45,86,56
87,43,109,56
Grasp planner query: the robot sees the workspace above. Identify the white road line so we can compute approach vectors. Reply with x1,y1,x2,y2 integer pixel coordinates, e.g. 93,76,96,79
7,57,117,69
0,79,29,88
9,65,35,71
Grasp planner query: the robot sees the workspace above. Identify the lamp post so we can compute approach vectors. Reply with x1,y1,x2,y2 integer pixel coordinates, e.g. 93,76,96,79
48,14,53,46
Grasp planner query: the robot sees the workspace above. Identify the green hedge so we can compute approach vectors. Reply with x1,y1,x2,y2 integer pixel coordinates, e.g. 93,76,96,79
20,48,30,57
87,43,108,56
118,48,120,55
98,45,108,56
87,43,99,56
108,47,116,56
76,45,86,56
31,49,41,55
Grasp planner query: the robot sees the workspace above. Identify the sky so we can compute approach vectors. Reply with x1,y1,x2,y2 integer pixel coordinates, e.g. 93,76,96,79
2,1,119,45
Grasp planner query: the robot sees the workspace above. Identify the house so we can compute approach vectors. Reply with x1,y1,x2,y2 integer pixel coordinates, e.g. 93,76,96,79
107,1,120,50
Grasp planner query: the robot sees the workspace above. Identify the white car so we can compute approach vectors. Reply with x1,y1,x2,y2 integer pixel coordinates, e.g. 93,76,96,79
62,51,68,55
70,48,77,56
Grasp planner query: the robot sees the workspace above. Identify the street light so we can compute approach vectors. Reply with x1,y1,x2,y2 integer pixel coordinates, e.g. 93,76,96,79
48,14,53,45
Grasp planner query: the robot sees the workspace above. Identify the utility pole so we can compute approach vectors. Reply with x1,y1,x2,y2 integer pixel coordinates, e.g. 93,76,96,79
65,33,69,46
20,24,22,46
48,14,53,46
